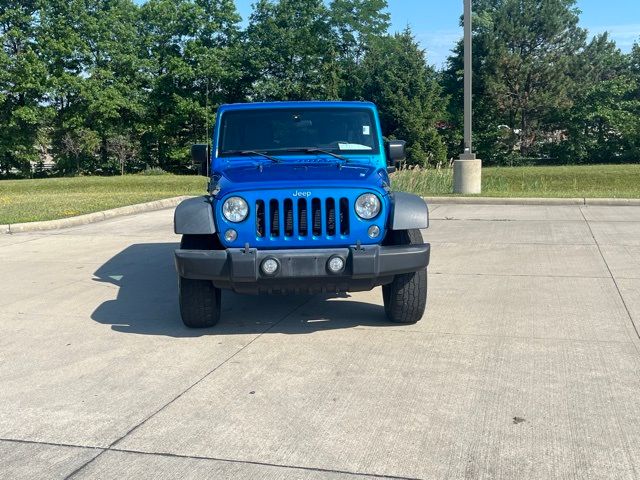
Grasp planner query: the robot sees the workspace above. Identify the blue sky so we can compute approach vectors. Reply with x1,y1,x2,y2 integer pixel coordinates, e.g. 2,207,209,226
231,0,640,68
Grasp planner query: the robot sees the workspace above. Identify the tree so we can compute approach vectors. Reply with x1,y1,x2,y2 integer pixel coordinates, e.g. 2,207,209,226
626,40,640,160
38,0,147,174
631,40,640,76
0,0,49,176
108,134,138,175
245,0,340,101
359,29,447,166
59,128,100,174
80,0,145,169
138,0,241,171
444,0,587,164
38,0,89,172
4,0,637,176
555,33,640,163
329,0,390,98
330,0,389,61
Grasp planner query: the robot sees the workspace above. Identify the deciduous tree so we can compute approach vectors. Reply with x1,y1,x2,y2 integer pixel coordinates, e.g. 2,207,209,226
329,0,390,98
556,33,640,163
139,0,241,171
245,0,340,101
0,0,49,176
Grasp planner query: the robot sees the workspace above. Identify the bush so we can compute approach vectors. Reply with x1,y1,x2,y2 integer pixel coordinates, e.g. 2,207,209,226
137,166,169,176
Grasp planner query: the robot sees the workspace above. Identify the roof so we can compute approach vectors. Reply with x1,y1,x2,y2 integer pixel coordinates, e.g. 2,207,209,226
218,101,376,112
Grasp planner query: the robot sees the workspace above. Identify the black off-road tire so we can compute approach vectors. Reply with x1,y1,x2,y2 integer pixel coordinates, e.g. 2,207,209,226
382,229,428,324
179,277,221,328
178,234,222,328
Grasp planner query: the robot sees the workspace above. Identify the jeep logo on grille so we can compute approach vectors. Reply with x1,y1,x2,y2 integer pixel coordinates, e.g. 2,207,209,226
292,190,311,197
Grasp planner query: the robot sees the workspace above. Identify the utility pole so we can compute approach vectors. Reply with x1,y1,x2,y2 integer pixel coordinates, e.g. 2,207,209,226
463,0,473,156
453,0,482,194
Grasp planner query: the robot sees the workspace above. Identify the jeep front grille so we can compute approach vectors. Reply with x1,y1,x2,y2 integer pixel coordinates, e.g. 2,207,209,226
255,197,350,238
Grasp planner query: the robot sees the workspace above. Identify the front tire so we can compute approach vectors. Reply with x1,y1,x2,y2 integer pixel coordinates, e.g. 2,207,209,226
382,229,428,324
179,277,221,328
179,234,222,328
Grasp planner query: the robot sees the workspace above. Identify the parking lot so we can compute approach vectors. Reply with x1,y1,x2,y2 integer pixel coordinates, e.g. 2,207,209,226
2,203,640,479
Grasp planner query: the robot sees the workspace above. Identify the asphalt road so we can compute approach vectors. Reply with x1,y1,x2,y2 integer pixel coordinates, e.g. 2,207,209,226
1,203,640,479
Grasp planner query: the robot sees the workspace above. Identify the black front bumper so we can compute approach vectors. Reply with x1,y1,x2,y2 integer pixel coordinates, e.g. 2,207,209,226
175,244,430,294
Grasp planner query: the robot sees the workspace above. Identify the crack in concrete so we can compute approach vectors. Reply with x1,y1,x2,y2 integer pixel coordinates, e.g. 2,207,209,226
1,429,423,480
579,207,640,344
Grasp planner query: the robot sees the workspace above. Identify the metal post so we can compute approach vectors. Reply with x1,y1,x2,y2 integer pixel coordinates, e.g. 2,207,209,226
453,0,482,194
463,0,473,156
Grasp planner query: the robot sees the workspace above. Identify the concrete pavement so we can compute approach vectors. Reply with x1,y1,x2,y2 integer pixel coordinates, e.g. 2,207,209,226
1,204,640,479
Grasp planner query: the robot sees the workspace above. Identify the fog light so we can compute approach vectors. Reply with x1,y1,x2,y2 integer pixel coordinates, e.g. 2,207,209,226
327,256,345,274
224,229,237,242
261,258,279,276
368,225,380,238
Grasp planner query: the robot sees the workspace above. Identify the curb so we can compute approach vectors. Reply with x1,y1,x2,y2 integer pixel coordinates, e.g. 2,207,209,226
583,198,640,206
423,196,640,206
3,196,192,234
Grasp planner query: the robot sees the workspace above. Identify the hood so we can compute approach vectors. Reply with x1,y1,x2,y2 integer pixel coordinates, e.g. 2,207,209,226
219,160,378,186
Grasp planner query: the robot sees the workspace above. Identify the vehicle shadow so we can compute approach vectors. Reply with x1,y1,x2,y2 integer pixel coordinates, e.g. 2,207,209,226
90,243,395,337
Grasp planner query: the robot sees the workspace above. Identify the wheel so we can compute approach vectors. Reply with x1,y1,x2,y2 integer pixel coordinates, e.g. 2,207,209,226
178,234,222,328
179,277,221,328
382,229,428,324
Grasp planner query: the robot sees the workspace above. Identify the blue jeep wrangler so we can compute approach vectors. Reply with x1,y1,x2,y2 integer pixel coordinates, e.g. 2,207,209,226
174,101,430,328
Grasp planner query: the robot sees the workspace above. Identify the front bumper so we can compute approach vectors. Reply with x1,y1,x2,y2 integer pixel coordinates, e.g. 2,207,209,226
175,244,430,294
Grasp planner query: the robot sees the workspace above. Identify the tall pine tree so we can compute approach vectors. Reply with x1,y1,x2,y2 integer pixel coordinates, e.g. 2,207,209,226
359,29,447,166
444,0,586,164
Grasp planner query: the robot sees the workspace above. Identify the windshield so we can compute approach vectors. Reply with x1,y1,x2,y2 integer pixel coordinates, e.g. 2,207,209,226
218,108,379,156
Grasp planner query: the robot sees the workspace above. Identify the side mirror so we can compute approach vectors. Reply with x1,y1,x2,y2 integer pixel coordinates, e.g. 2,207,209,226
191,144,209,176
385,140,406,173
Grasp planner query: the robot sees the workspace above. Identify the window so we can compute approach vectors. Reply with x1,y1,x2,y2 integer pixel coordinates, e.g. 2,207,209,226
219,108,379,156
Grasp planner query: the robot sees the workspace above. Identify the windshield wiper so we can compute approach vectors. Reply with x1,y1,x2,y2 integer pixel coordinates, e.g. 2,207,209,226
284,147,349,163
223,150,281,163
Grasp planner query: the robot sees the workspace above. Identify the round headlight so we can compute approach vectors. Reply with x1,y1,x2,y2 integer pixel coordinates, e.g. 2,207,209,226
222,196,248,223
355,193,381,219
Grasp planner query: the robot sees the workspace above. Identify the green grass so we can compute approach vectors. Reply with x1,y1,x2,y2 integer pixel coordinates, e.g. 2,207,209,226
0,174,207,224
391,164,640,198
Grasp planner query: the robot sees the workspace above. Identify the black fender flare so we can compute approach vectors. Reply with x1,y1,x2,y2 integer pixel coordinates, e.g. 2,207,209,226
388,192,429,230
174,196,216,235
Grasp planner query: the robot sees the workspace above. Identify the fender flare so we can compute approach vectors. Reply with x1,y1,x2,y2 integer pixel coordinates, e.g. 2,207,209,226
388,192,429,230
174,196,216,235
